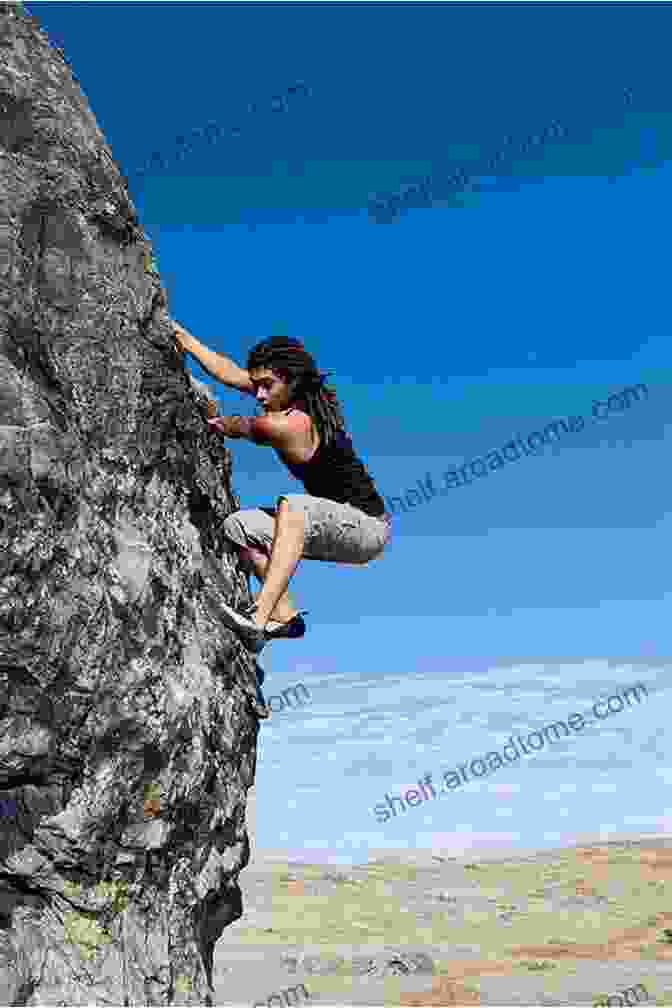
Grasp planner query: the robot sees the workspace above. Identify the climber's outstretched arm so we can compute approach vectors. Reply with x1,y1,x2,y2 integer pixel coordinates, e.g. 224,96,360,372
173,322,255,396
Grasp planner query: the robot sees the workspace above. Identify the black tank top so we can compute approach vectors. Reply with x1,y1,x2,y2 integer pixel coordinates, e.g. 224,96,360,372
282,426,387,518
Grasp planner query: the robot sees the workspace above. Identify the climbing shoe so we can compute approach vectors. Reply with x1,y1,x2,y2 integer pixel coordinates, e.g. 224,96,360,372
264,610,309,642
215,599,266,654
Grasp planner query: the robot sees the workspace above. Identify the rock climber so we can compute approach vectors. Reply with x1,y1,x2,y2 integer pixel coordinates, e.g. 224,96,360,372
173,320,392,654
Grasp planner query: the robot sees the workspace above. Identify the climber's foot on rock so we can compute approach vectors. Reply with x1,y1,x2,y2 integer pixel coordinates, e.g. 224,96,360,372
216,600,267,654
264,610,309,642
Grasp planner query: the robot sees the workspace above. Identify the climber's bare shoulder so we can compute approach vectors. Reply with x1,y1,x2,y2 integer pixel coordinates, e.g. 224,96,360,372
252,409,317,464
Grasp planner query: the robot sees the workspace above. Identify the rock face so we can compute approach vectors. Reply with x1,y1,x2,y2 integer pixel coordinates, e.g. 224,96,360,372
0,5,267,1003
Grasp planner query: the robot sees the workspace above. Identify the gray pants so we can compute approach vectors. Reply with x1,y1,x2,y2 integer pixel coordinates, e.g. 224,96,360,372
222,494,392,565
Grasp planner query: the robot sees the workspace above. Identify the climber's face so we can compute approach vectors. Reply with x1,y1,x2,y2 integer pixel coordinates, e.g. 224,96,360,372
249,368,291,413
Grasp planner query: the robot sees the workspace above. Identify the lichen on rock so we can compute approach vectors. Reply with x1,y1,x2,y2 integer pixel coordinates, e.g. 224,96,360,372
0,3,266,1002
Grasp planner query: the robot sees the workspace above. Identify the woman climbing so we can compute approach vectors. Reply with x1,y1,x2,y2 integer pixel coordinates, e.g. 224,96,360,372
173,320,392,655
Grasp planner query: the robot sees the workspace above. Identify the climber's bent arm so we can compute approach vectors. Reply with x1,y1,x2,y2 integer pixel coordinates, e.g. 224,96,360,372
173,322,255,396
207,413,306,453
208,416,265,442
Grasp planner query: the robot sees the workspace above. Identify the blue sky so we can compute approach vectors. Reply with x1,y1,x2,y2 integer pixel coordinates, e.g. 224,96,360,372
35,2,672,862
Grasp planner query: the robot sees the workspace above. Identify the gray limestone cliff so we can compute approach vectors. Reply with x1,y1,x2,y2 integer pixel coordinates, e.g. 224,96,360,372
0,4,268,1003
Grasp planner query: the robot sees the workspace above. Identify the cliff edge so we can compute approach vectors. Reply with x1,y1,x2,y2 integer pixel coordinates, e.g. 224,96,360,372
0,4,266,1003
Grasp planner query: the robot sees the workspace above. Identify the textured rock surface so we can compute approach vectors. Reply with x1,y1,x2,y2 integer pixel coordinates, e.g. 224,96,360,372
0,4,268,1003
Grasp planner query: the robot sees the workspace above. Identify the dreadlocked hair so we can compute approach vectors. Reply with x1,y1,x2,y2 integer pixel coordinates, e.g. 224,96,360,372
246,336,346,448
